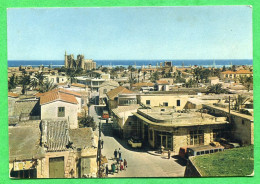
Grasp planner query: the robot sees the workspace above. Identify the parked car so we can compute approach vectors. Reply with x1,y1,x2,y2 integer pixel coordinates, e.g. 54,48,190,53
128,137,142,148
179,145,194,160
218,138,240,149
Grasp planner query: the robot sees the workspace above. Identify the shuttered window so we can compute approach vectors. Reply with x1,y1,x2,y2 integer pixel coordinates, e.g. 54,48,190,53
58,107,65,117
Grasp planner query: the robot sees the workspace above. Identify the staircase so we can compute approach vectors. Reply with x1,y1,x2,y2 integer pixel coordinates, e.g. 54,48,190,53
64,151,75,178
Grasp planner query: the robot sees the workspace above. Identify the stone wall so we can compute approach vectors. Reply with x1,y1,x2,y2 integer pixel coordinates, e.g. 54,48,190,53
14,99,40,117
203,105,254,145
184,158,201,177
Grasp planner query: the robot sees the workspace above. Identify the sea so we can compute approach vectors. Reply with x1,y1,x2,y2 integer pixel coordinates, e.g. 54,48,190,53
8,59,253,68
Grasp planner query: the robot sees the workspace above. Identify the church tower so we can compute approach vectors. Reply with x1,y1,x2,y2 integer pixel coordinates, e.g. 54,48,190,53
64,51,68,68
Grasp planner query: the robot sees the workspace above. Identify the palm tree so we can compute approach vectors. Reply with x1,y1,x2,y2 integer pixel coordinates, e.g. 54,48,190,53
234,95,248,111
207,84,227,94
30,78,38,90
193,68,202,87
34,72,45,87
38,81,57,93
8,73,17,92
19,72,31,95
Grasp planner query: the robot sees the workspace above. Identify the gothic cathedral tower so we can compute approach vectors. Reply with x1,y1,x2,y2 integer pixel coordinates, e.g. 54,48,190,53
64,51,68,68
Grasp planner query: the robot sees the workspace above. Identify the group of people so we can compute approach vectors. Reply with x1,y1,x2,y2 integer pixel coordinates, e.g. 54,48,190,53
105,148,128,176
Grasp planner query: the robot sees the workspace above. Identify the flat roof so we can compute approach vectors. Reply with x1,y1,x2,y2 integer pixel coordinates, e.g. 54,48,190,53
133,109,228,127
203,104,253,121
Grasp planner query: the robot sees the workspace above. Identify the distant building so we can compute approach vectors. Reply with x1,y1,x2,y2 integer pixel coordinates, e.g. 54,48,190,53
106,86,134,112
208,77,220,85
64,51,96,70
220,70,252,81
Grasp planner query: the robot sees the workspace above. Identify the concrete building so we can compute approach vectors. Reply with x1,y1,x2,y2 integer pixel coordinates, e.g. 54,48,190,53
98,80,119,105
9,120,98,178
133,108,229,155
208,77,220,85
137,94,189,111
36,88,82,129
64,52,96,71
112,104,140,138
106,86,134,113
220,70,253,81
131,82,154,92
203,104,254,145
75,73,110,92
155,80,169,91
43,74,68,84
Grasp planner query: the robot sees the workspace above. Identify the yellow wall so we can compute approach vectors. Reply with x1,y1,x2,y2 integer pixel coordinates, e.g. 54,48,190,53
139,95,188,110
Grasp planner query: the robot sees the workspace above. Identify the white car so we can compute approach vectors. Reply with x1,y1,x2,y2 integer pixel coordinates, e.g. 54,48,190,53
128,137,142,148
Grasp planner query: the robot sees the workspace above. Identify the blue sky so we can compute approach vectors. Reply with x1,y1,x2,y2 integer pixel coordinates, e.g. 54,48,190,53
7,6,252,60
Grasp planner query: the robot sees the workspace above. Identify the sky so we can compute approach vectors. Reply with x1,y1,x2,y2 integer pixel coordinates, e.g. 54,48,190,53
7,6,252,60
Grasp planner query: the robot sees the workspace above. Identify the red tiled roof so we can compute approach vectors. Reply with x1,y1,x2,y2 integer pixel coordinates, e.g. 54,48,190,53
35,88,81,98
106,86,133,100
235,70,253,74
40,91,78,105
221,70,252,74
8,92,19,98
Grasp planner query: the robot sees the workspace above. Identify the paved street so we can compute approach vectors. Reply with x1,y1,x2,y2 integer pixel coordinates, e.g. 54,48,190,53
89,104,186,177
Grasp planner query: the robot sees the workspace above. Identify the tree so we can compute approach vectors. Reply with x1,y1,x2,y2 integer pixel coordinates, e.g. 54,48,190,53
207,84,227,94
244,76,253,92
19,70,31,95
8,73,17,91
231,65,236,72
193,67,202,87
66,68,76,84
34,72,45,87
222,66,226,72
38,81,57,93
234,95,248,111
79,116,97,130
101,67,109,73
150,71,159,82
185,79,195,88
30,78,38,90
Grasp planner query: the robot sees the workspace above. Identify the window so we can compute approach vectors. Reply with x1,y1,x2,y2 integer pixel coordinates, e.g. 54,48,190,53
103,89,107,94
226,74,228,77
242,120,245,125
177,100,180,106
190,130,204,145
58,107,65,117
128,122,132,126
146,100,150,105
163,102,168,106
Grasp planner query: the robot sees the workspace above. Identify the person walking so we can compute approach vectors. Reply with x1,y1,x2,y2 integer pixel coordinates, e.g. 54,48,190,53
106,164,109,176
168,150,171,159
123,159,127,171
118,148,122,160
101,139,104,149
120,160,124,171
114,149,117,159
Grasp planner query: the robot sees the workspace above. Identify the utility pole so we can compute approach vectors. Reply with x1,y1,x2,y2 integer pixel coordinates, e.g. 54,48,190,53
97,117,102,177
229,96,231,122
